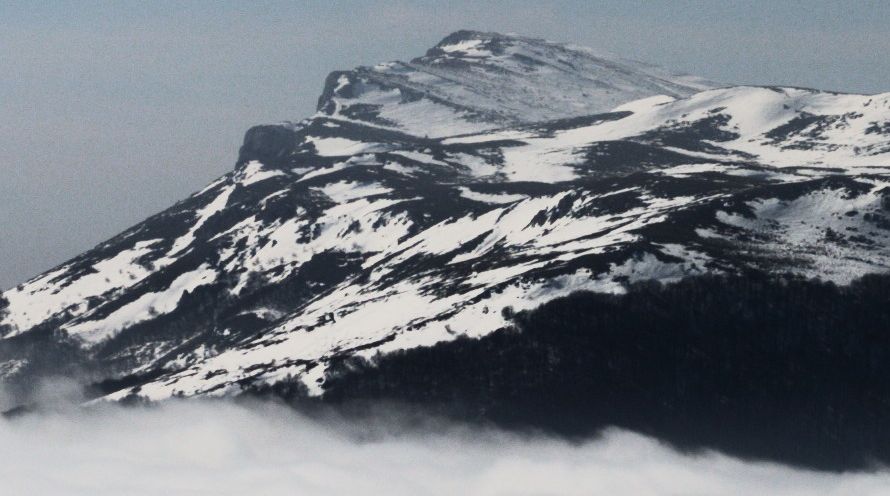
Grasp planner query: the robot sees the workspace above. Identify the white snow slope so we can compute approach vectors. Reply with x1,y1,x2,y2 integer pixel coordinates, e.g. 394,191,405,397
2,31,890,401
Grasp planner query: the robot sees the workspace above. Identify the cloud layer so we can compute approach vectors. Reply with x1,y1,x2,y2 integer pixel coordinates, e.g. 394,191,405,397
1,399,888,495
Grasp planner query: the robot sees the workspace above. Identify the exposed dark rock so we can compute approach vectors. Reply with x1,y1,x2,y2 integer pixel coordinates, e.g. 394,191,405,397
238,125,299,166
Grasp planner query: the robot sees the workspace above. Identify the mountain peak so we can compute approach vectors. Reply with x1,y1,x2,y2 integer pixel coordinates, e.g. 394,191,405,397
315,31,717,137
422,29,519,57
422,29,605,59
435,29,504,44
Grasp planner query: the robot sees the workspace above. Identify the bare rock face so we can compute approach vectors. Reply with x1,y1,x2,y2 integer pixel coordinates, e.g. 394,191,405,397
0,295,9,335
238,124,301,166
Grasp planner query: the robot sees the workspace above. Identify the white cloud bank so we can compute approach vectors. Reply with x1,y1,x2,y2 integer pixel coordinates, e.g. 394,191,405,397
0,399,888,496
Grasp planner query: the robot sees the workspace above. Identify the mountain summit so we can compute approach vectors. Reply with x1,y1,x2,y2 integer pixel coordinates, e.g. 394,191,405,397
2,31,890,404
316,30,716,136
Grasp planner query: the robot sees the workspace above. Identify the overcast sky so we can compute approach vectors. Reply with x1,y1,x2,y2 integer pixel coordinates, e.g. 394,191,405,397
2,0,889,289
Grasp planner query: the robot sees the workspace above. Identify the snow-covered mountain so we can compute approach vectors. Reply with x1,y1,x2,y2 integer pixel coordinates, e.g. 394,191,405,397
2,31,890,403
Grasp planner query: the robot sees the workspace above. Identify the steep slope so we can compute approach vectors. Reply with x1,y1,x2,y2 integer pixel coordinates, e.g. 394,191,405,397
2,32,890,404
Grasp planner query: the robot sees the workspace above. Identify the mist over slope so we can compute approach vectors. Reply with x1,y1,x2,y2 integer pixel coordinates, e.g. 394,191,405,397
1,399,889,496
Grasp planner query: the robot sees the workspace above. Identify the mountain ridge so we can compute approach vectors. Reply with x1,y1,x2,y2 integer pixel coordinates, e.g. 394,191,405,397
1,31,890,406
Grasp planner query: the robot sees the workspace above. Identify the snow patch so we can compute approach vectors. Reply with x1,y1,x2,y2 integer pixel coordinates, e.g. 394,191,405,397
63,265,219,343
314,181,393,203
458,187,528,204
2,239,165,335
236,161,285,186
306,136,382,157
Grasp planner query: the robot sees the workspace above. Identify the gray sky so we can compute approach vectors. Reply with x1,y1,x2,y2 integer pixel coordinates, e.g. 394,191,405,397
2,0,889,290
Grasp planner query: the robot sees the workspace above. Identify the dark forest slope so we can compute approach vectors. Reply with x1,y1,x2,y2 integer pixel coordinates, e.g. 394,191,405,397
319,273,890,470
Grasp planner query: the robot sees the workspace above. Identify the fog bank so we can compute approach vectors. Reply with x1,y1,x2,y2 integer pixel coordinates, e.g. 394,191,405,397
0,399,888,495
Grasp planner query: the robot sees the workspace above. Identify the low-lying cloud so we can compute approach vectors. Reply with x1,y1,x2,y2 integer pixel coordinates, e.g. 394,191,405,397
0,397,888,495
